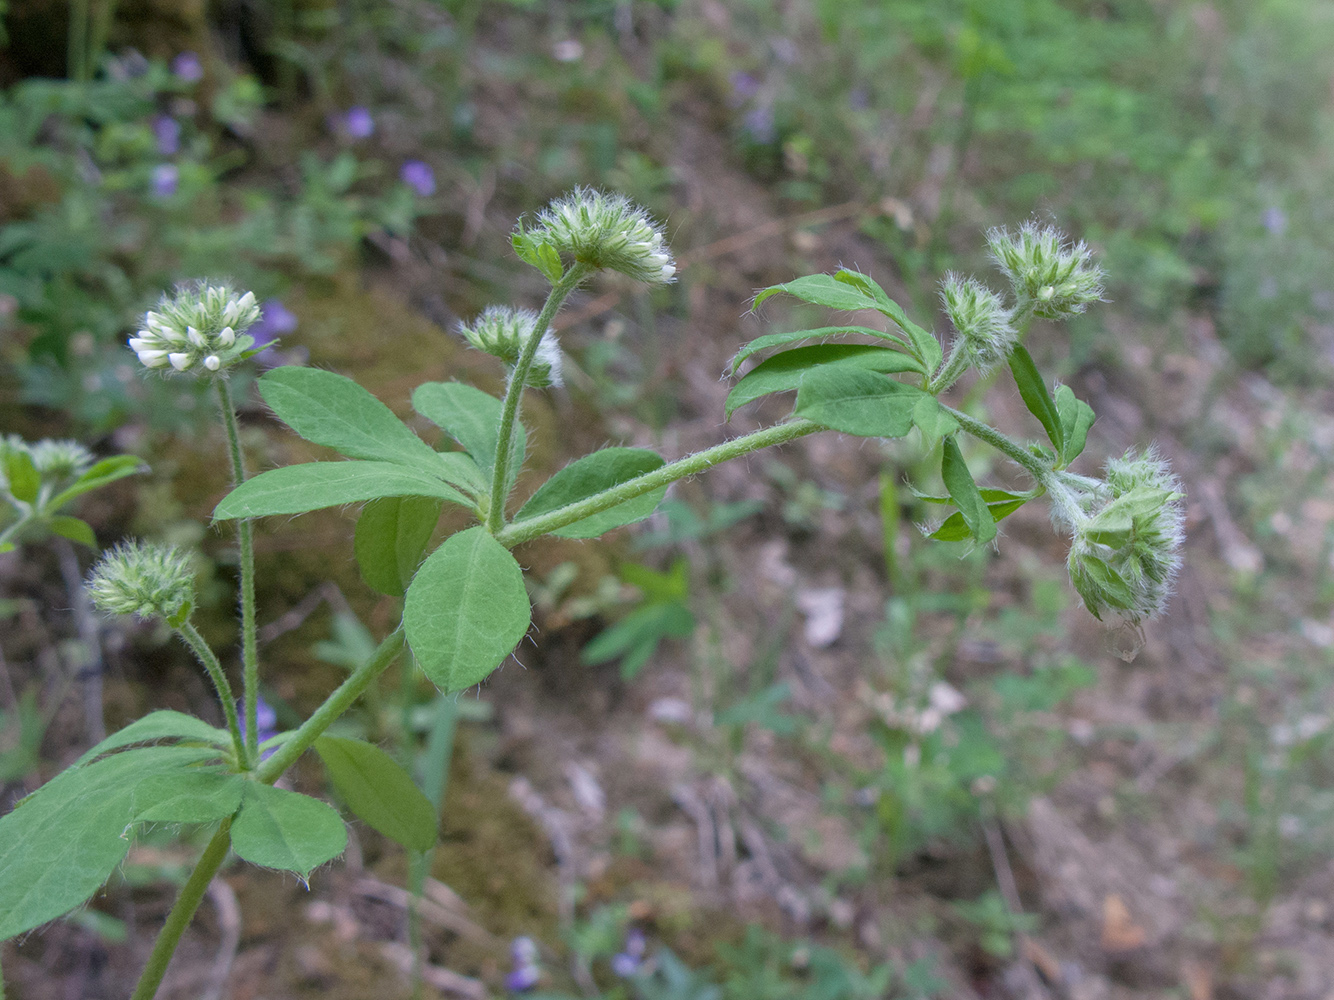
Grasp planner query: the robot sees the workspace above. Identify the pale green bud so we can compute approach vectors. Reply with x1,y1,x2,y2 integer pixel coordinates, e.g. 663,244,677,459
88,540,195,625
130,282,262,375
524,188,676,285
27,439,95,484
986,222,1104,319
460,306,563,388
939,273,1018,373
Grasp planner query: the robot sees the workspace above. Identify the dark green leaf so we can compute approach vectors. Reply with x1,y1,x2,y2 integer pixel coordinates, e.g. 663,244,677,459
1008,346,1064,455
314,736,438,852
230,783,347,879
412,382,525,491
927,500,1026,541
793,367,925,438
515,447,666,539
1054,384,1096,466
74,710,233,767
259,368,441,469
4,450,38,504
213,462,471,521
726,344,927,419
354,496,443,597
727,326,913,375
754,273,881,312
133,770,245,824
46,455,147,511
404,527,532,692
940,437,997,544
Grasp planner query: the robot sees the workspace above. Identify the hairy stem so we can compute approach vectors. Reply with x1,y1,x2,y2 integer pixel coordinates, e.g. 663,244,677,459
176,621,244,762
486,263,592,533
128,819,233,1000
496,418,822,548
216,380,260,766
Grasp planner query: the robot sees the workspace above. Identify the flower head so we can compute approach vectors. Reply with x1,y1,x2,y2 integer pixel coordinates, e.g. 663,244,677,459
153,115,181,155
27,439,95,484
130,282,262,375
460,306,563,388
171,52,203,83
939,273,1017,373
151,163,179,198
400,160,436,197
343,107,374,139
89,540,195,625
1067,448,1184,623
505,936,541,992
986,222,1104,319
522,188,676,285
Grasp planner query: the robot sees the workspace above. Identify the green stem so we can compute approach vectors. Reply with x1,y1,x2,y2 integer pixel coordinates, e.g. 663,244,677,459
216,380,260,766
257,630,406,784
128,819,233,1000
496,418,822,548
175,621,245,763
486,263,592,533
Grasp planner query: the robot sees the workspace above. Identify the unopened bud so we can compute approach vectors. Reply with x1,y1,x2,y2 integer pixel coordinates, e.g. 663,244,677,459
460,306,563,388
986,222,1104,320
88,540,195,625
130,283,263,375
523,188,676,285
939,273,1018,373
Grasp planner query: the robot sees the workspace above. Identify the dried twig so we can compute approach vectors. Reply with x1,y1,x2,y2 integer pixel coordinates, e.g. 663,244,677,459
198,876,240,1000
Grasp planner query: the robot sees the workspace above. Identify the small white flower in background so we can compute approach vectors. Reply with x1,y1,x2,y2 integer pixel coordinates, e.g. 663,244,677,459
986,221,1104,319
939,272,1018,373
129,282,263,375
5,437,94,487
88,540,195,625
525,187,676,285
459,306,563,387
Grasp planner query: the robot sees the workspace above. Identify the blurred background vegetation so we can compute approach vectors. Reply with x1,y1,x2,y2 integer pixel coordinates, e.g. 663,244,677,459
3,1,1334,998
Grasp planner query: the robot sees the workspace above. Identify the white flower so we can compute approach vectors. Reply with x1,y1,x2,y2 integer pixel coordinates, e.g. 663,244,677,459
130,282,262,375
521,188,676,285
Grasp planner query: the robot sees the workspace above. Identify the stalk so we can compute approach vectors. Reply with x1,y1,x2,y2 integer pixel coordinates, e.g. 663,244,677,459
175,621,245,762
486,264,592,533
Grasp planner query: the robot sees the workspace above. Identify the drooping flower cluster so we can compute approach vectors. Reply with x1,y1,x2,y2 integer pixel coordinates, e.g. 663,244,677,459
460,306,563,387
524,188,676,285
1066,448,1184,623
88,540,196,625
130,282,263,374
986,222,1104,319
939,273,1018,373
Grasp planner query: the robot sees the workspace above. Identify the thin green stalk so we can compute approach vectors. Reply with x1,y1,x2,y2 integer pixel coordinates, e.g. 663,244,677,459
216,380,260,766
257,630,406,783
175,621,244,762
939,403,1050,482
486,263,592,533
128,819,233,1000
408,695,459,1000
496,418,822,548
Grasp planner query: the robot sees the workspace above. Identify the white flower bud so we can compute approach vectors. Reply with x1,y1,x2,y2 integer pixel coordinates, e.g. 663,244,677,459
520,188,677,286
129,281,264,376
169,353,191,370
203,355,222,371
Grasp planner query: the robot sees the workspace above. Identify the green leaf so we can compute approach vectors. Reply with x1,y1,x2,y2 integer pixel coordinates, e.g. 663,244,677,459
912,486,1032,505
74,710,233,767
831,268,942,373
726,326,913,375
404,527,532,692
754,273,881,313
515,447,666,539
133,770,246,824
0,746,220,941
1008,346,1064,456
927,500,1026,542
433,451,490,496
259,367,441,469
940,436,997,544
4,449,38,504
46,455,147,511
726,344,927,419
354,496,443,597
581,602,695,681
1054,384,1096,466
412,382,525,491
48,515,95,548
230,783,347,879
911,395,959,442
314,736,438,852
793,367,925,438
536,243,565,284
213,462,471,520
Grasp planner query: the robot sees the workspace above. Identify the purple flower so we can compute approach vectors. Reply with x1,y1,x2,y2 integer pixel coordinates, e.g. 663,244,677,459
153,115,181,155
1262,205,1287,237
400,159,436,197
506,937,541,992
171,52,203,83
611,927,646,977
742,106,776,144
611,953,640,978
239,696,280,760
150,163,179,197
730,71,760,102
343,107,375,139
248,299,298,351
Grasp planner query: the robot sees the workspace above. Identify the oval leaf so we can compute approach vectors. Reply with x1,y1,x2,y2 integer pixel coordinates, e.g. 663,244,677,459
412,382,525,484
941,436,997,545
4,449,39,504
259,367,441,468
404,526,531,692
727,326,913,375
230,783,347,879
1055,384,1096,467
726,344,926,419
74,710,233,767
47,454,148,511
134,770,246,824
48,515,96,548
1008,345,1064,455
754,273,881,312
314,736,437,852
213,461,471,520
515,447,666,539
793,367,925,438
355,496,443,597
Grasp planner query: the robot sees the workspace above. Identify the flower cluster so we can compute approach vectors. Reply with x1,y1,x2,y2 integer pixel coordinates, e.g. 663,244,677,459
524,188,676,285
130,283,263,374
1066,449,1184,623
611,928,647,978
460,307,562,388
986,222,1104,319
2,436,94,492
505,936,541,992
88,540,195,625
939,273,1018,373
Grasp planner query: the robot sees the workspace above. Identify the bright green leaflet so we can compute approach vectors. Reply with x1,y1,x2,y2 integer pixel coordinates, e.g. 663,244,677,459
941,436,998,544
726,325,915,375
793,367,925,438
258,367,441,468
213,461,471,520
832,269,943,374
4,450,38,504
929,501,1027,542
314,735,438,852
725,344,927,419
47,515,96,548
1008,345,1064,456
911,394,960,442
403,526,532,693
133,770,246,825
412,382,526,484
754,272,882,313
1054,384,1096,466
0,746,220,941
354,496,443,597
74,710,233,767
230,783,347,879
515,447,667,539
912,486,1032,505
